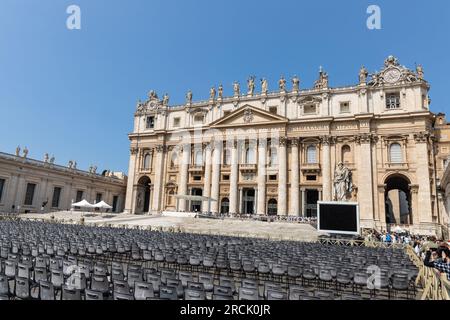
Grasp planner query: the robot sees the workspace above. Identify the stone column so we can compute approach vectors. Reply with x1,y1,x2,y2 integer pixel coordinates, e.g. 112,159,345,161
210,140,222,214
414,133,433,224
151,145,166,213
289,138,300,216
124,147,139,214
278,137,287,216
301,188,306,217
321,136,332,201
377,185,387,230
202,143,212,212
257,139,267,215
178,143,190,211
229,140,239,215
357,134,375,225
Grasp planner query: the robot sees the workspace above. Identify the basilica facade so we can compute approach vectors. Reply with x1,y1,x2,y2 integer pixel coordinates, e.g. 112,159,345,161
124,56,449,237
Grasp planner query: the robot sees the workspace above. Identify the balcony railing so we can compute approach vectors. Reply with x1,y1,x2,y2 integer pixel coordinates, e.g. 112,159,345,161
239,164,257,172
300,163,321,172
385,162,408,169
189,165,204,172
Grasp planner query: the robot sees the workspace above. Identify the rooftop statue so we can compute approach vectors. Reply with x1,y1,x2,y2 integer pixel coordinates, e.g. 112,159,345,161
233,81,240,97
261,78,268,94
22,147,29,158
247,76,255,96
15,146,20,157
186,90,193,104
162,93,169,106
209,87,216,100
278,76,287,91
359,66,368,84
218,84,223,99
292,75,300,91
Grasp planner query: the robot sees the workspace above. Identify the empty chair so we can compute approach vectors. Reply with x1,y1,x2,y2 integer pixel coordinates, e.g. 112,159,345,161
213,285,233,298
159,286,178,300
239,287,259,300
111,268,125,281
39,281,55,300
62,285,81,300
198,273,214,292
113,280,131,295
17,263,31,280
166,278,184,298
219,276,236,293
314,290,335,300
241,278,258,290
0,274,10,298
4,260,17,280
114,292,134,300
179,271,194,287
50,270,64,291
85,289,104,301
134,281,154,300
90,275,110,295
184,288,206,300
146,274,161,293
267,290,287,300
287,266,301,283
187,281,205,292
127,269,142,287
318,269,333,289
15,277,30,299
160,269,176,285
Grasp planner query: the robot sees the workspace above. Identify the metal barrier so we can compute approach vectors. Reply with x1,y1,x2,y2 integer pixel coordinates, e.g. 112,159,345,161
406,245,450,300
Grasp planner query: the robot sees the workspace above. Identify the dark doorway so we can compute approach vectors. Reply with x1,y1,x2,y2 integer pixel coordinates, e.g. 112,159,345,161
221,198,229,214
137,176,151,214
267,199,277,216
385,175,412,225
191,188,203,212
306,189,319,217
112,196,119,213
243,189,255,214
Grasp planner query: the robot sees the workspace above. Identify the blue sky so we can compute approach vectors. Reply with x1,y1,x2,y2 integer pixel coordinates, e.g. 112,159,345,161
1,0,449,173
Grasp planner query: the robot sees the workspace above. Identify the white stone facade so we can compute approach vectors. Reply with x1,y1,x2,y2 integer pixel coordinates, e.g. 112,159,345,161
125,56,447,237
0,152,127,214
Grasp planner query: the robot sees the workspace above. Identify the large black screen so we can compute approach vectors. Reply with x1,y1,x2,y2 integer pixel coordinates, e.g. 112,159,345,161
318,202,359,234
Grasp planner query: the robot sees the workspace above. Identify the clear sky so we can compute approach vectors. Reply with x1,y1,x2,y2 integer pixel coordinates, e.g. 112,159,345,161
1,0,449,173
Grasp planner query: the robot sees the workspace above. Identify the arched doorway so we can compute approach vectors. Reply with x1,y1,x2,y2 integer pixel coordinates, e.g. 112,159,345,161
267,199,277,216
242,189,255,214
385,175,412,225
220,198,230,214
136,176,151,214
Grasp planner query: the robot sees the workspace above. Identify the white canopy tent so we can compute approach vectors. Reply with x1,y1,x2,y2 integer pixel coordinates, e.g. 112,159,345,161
93,201,113,209
71,199,94,209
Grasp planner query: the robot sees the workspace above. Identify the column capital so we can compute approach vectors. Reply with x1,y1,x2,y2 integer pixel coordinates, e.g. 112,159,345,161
289,137,300,147
155,145,167,153
356,133,377,144
413,132,430,143
279,136,288,146
258,138,268,148
130,147,139,155
319,135,336,146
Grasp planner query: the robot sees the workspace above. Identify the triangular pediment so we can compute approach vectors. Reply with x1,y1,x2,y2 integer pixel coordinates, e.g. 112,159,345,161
210,105,288,128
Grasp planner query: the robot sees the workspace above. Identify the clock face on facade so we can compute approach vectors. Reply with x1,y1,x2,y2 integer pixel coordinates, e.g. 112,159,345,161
384,68,401,83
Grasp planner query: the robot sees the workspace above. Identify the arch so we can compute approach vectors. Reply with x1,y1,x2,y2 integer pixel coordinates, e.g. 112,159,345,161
384,174,412,225
143,153,151,170
136,176,152,214
220,197,230,214
341,145,352,164
389,142,403,163
267,199,277,216
306,145,317,164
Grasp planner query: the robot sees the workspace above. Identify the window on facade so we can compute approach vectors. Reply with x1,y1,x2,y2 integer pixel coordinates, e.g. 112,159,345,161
24,183,36,206
268,147,278,167
173,117,180,127
143,153,151,170
386,93,401,109
245,147,256,164
222,175,230,181
269,106,278,114
51,187,62,208
146,116,155,129
306,145,317,164
389,143,403,163
170,152,178,168
306,175,317,181
304,104,317,115
340,102,350,113
96,193,102,203
193,176,202,181
0,178,5,202
194,150,203,166
269,175,277,181
223,149,231,165
76,190,84,203
341,145,352,164
194,114,204,124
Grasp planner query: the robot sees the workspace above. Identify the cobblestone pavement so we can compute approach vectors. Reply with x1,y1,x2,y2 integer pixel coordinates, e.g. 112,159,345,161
18,211,324,241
